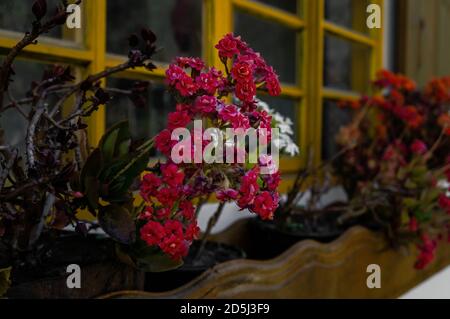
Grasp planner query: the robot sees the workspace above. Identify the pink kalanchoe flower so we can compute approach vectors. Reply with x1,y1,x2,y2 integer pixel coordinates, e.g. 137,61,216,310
410,139,428,155
235,81,256,103
140,221,166,246
165,64,186,85
196,71,221,95
161,163,185,188
216,189,239,202
175,74,198,97
176,57,205,71
195,95,217,114
179,200,195,220
215,33,240,59
138,206,154,221
265,70,282,96
185,221,200,241
159,234,188,260
140,173,162,199
155,129,176,156
231,61,254,82
167,111,191,131
252,191,278,220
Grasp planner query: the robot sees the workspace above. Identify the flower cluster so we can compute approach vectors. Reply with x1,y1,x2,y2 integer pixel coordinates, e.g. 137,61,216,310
139,34,283,260
335,70,450,269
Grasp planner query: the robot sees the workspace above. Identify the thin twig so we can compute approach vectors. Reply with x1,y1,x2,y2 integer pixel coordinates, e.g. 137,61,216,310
195,202,225,259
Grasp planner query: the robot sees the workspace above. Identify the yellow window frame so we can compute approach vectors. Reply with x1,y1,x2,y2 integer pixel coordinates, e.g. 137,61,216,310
0,0,384,193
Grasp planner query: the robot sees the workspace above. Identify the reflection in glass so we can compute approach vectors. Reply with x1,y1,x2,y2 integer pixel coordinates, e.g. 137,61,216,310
324,34,371,93
107,0,202,62
0,60,50,153
0,0,65,39
234,11,299,84
106,78,176,149
255,0,298,14
322,100,353,160
325,0,370,34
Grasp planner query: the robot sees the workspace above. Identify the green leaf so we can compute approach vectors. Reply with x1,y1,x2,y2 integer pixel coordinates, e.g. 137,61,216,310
98,205,136,244
99,121,131,163
0,267,11,297
116,244,183,272
108,147,152,196
80,148,103,211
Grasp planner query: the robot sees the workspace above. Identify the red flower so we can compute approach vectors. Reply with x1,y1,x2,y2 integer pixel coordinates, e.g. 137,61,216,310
196,71,221,95
252,191,278,220
180,200,195,220
409,216,419,232
415,235,437,269
140,221,166,246
155,129,176,156
167,111,191,131
175,74,198,97
215,33,240,59
164,220,184,237
265,68,281,96
140,173,162,199
264,171,281,191
231,61,253,82
195,95,217,114
156,187,178,207
235,81,256,103
176,57,205,71
156,207,171,219
161,163,185,187
159,235,188,260
438,194,450,213
138,206,154,220
410,139,428,155
216,189,239,202
185,221,200,241
165,64,185,85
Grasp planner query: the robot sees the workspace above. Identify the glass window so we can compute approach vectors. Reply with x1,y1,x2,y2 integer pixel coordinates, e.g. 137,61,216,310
254,0,298,14
0,60,51,153
324,33,371,93
106,78,176,144
325,0,370,34
234,10,299,84
107,0,203,62
0,0,69,39
321,100,353,160
259,95,299,144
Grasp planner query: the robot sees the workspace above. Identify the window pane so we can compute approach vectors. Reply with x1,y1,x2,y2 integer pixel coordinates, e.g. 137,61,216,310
0,60,49,153
325,0,370,34
106,78,176,144
254,0,298,14
107,0,202,62
259,95,299,144
0,0,68,39
324,33,371,93
322,100,352,160
234,11,299,84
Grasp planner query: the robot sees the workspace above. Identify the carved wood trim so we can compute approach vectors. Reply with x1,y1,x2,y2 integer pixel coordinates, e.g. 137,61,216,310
100,225,450,299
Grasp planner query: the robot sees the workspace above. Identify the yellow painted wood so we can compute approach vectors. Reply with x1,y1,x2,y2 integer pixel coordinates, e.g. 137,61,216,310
322,88,360,101
0,33,93,63
84,0,106,147
323,21,376,47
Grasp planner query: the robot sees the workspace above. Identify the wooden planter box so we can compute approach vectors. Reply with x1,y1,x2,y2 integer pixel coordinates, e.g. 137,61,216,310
100,220,450,299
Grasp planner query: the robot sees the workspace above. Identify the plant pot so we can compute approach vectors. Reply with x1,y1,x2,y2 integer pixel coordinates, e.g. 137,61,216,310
5,232,144,299
144,241,246,292
100,224,450,299
247,204,382,259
